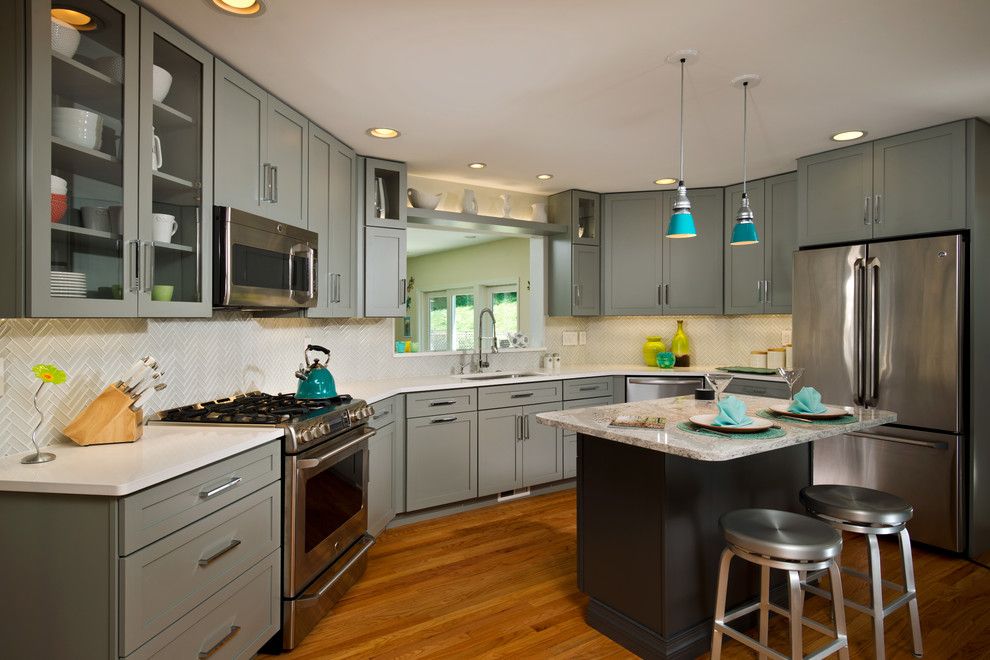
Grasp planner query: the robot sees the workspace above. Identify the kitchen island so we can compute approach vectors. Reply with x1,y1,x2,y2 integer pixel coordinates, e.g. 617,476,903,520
537,395,895,660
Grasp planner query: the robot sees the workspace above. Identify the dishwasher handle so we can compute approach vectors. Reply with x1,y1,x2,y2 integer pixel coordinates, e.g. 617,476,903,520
627,378,701,386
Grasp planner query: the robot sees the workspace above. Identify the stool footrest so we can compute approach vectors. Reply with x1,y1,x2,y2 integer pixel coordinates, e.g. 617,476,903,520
802,566,917,619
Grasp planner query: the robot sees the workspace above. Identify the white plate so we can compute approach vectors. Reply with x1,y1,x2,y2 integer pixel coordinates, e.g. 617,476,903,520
769,403,850,420
689,414,773,434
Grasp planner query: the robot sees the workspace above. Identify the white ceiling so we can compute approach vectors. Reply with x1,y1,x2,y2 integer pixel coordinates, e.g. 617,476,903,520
406,228,510,257
144,0,990,194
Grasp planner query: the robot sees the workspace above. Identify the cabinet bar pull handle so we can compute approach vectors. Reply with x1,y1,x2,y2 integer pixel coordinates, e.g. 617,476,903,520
129,240,141,292
863,196,870,225
510,392,535,399
430,416,458,424
756,279,764,302
429,400,457,407
198,625,241,659
523,415,530,439
657,284,663,306
271,165,279,203
578,385,599,391
198,539,241,567
873,194,882,224
335,274,342,303
262,164,271,202
516,415,523,441
765,280,772,306
399,278,407,307
143,241,155,293
574,284,581,306
199,476,242,499
664,284,670,306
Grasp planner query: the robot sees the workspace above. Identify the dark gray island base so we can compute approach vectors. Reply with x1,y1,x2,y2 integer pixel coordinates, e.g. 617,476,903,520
576,432,811,659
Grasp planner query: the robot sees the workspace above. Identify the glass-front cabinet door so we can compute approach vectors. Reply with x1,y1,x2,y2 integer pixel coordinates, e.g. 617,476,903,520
31,0,139,316
138,10,212,316
573,191,600,245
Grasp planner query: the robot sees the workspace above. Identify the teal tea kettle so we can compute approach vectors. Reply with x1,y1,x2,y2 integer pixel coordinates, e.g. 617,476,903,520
295,345,338,399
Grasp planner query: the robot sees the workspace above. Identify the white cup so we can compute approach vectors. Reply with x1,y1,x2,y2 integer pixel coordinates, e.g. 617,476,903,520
50,175,68,195
53,107,102,150
151,130,163,171
152,213,178,243
81,206,111,233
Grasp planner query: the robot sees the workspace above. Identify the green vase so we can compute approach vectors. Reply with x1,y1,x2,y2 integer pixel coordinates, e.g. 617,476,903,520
642,336,667,366
671,320,691,367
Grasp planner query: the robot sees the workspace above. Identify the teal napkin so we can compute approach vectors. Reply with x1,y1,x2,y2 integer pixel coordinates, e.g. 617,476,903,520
712,395,753,427
789,386,829,414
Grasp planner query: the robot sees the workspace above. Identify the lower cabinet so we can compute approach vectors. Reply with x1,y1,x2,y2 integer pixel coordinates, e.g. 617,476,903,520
406,412,478,510
478,402,563,496
562,396,614,479
522,402,564,486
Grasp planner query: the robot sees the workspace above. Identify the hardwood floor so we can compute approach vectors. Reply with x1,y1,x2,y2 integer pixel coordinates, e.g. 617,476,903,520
278,489,990,659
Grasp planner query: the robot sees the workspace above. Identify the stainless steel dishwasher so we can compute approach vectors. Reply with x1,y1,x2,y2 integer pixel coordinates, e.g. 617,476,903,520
626,376,704,402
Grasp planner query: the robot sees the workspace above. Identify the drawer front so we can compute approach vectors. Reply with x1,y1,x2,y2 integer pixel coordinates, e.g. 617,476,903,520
563,377,613,401
368,397,397,429
478,381,562,410
725,378,790,399
406,388,476,418
120,441,280,555
120,481,280,655
125,550,280,660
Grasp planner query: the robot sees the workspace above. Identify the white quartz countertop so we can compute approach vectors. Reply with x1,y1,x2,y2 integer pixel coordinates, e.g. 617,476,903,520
536,395,896,462
343,364,784,405
0,426,283,497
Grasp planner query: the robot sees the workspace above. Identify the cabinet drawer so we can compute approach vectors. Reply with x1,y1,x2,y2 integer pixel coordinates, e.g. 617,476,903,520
406,388,476,418
368,397,397,429
120,441,280,555
478,381,562,410
120,481,280,655
124,550,280,660
563,377,613,401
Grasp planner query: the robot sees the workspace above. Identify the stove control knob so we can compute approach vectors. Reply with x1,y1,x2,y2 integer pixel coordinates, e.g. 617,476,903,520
299,430,311,444
361,406,373,419
319,423,330,435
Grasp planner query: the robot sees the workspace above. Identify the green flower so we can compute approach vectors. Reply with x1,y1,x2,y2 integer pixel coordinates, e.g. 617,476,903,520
32,364,66,385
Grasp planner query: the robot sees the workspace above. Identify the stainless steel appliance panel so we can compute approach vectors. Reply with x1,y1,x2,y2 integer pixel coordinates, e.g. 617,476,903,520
867,235,964,432
626,377,704,402
813,427,964,551
792,244,866,408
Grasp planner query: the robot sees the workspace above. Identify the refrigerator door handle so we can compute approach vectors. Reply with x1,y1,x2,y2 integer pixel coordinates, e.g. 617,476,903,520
866,256,881,406
847,431,947,450
853,258,866,405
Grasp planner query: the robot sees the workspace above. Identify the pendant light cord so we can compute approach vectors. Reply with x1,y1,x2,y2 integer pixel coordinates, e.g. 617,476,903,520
679,58,686,184
742,80,748,197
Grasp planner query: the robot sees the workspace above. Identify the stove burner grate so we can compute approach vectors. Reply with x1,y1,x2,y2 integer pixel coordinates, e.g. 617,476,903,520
157,391,353,425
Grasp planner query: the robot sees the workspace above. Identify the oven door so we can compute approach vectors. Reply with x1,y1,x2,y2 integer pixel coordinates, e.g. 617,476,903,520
216,207,317,308
285,426,374,597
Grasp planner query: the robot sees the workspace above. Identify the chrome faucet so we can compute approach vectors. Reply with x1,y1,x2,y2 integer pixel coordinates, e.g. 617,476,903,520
477,307,498,371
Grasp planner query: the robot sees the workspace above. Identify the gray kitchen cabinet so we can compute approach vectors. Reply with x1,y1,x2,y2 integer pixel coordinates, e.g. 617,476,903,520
548,189,601,316
478,406,524,497
571,244,601,316
364,226,407,317
368,420,395,535
601,192,664,315
872,121,966,238
662,187,724,315
797,142,874,246
306,124,357,317
724,173,797,314
406,412,478,510
522,401,564,486
561,395,614,479
363,157,407,229
214,60,307,228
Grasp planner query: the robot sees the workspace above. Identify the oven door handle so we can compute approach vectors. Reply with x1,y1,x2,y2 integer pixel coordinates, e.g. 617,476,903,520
288,242,316,304
296,429,376,471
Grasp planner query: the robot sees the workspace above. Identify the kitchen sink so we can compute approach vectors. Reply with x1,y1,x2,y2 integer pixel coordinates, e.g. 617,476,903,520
458,371,545,381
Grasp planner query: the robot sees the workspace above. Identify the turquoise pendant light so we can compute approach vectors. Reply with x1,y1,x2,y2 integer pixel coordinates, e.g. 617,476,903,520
666,51,697,239
730,75,760,246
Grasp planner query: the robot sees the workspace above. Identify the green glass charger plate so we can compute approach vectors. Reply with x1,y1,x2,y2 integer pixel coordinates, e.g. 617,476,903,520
676,421,786,440
756,409,857,425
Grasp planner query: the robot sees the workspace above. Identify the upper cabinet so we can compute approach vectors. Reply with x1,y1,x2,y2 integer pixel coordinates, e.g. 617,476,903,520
364,157,407,229
306,124,357,318
27,0,212,317
214,61,307,228
724,173,797,315
361,157,407,317
601,189,723,316
798,120,968,246
548,190,601,316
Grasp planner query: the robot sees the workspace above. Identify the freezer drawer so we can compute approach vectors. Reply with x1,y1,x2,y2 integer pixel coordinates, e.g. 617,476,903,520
813,428,964,552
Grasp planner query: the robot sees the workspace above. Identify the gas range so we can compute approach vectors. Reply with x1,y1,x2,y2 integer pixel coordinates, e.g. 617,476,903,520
152,391,374,454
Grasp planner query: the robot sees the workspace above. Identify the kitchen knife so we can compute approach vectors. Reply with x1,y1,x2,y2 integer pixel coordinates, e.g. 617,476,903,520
130,387,156,411
116,359,148,388
130,370,165,398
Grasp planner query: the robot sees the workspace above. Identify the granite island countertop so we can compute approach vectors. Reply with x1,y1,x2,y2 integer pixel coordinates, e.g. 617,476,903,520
536,395,896,462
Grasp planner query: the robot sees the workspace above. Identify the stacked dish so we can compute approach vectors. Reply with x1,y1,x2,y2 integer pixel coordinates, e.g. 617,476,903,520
50,271,87,298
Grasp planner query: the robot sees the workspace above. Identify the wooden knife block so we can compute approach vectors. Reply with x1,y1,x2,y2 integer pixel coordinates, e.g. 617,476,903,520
64,385,144,446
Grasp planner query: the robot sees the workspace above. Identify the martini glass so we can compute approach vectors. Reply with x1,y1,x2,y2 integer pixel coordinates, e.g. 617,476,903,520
778,367,805,401
705,373,734,403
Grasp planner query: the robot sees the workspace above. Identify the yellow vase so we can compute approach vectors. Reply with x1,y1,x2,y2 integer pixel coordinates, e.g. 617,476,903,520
671,320,691,367
642,336,667,367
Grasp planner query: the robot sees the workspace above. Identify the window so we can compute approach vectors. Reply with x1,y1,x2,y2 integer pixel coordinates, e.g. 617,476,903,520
486,284,519,339
425,288,475,352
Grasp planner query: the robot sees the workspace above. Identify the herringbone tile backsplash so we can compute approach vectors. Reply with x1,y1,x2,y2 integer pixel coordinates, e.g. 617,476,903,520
0,313,789,457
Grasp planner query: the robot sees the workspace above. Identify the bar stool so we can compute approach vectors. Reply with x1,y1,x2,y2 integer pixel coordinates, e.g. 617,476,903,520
800,485,923,659
711,508,850,660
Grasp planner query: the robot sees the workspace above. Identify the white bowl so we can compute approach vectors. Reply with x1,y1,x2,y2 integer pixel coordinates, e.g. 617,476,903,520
51,175,68,194
51,17,81,59
53,107,102,149
93,56,125,84
152,65,173,103
408,188,442,210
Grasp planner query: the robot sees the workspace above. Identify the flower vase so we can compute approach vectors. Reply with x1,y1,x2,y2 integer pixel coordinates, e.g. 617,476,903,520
642,336,667,367
671,320,691,367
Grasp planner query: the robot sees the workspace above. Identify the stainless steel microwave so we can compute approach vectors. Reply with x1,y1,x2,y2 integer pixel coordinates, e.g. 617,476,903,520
213,206,318,309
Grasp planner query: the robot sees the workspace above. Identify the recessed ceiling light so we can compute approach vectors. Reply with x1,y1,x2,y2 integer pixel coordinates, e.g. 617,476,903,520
209,0,265,15
831,130,867,142
468,162,487,169
654,178,677,185
51,6,101,30
366,127,400,139
536,173,553,180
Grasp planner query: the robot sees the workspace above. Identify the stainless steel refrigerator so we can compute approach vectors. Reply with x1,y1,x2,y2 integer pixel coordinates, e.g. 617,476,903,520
793,234,965,552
